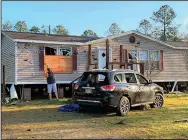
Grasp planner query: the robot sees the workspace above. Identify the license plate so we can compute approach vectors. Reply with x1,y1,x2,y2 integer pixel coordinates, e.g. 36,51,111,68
85,89,92,94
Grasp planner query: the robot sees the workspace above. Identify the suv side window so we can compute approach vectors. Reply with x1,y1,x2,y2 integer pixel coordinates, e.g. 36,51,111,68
124,73,137,83
114,73,123,82
136,74,148,84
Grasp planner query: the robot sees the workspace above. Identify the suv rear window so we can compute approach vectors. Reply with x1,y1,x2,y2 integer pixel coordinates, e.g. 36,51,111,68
80,72,108,85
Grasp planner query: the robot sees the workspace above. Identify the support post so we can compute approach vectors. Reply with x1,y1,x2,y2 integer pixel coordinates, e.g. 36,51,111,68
120,45,123,68
88,44,91,70
140,63,144,75
106,39,109,69
171,80,178,92
21,85,24,100
94,63,98,69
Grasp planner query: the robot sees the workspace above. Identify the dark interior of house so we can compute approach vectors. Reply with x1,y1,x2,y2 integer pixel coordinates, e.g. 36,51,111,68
45,47,56,55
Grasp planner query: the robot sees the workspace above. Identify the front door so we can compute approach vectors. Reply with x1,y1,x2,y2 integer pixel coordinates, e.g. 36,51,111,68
98,48,112,69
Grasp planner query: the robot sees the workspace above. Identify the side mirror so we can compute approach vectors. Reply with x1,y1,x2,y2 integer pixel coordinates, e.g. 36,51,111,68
149,80,152,84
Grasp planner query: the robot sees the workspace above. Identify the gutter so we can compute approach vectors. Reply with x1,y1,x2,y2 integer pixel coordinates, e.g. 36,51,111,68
13,39,84,46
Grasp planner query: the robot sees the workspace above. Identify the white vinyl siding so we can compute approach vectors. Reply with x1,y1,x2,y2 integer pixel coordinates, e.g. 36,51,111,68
1,35,16,84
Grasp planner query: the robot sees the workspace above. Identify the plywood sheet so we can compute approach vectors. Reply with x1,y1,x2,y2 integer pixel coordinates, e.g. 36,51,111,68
44,56,73,73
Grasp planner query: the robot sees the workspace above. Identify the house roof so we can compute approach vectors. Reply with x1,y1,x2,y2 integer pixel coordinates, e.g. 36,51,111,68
164,41,188,48
84,30,188,50
2,31,101,43
2,30,188,49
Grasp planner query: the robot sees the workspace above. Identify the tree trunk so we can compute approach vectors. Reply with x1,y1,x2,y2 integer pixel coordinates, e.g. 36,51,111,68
164,22,166,41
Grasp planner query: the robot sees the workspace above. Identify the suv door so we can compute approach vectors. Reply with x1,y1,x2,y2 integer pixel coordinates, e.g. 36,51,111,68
124,73,141,105
136,74,153,103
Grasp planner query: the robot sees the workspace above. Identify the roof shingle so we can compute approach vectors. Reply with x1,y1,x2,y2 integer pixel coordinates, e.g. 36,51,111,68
3,31,101,43
165,41,188,48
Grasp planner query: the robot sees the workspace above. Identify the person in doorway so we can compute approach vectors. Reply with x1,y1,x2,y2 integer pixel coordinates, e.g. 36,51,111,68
45,67,58,100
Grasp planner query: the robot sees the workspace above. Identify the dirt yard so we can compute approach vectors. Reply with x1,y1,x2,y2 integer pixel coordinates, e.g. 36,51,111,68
2,94,188,139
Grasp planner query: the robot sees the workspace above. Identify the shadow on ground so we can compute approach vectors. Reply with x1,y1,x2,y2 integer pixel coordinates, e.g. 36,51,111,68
2,100,148,126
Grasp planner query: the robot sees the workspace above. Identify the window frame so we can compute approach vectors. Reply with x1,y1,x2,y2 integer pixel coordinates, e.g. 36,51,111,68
45,46,72,56
113,73,125,83
139,50,149,61
149,50,160,70
57,47,72,56
149,50,160,61
124,73,138,84
128,50,160,61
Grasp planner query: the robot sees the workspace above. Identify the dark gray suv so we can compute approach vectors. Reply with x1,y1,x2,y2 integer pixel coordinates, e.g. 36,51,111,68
73,69,164,116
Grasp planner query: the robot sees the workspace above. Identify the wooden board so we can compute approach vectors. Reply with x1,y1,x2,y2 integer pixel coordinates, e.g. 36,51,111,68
44,56,73,73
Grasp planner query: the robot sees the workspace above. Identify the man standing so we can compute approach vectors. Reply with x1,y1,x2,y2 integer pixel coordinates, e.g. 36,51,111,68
45,68,58,100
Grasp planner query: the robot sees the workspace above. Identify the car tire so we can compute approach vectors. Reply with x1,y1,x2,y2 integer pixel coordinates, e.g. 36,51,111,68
150,93,164,108
116,96,130,116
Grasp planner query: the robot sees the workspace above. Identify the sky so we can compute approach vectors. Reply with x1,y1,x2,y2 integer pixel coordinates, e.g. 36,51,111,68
2,1,188,37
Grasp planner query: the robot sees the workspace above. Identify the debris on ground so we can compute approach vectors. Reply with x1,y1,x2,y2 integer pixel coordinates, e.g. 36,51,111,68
58,103,80,112
174,119,188,123
5,97,10,104
10,85,18,100
10,99,20,105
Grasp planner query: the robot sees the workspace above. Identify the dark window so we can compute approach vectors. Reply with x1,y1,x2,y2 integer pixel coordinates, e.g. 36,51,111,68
114,73,123,82
45,47,57,55
136,74,148,84
124,73,137,83
80,72,108,85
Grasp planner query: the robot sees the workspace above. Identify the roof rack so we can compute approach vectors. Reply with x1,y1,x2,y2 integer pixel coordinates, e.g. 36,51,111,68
90,68,136,72
90,69,109,71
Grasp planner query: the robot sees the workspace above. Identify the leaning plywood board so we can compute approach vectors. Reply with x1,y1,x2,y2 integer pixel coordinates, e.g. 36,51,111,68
44,56,73,73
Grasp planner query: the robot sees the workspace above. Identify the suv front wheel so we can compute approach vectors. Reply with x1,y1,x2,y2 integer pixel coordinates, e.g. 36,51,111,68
116,96,130,116
150,93,164,108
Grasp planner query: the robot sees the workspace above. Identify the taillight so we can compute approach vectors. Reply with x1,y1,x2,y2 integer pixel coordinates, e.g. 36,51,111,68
101,84,116,91
74,83,79,89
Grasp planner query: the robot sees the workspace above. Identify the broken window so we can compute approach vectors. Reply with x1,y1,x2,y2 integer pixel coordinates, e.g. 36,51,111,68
45,47,57,55
45,46,72,56
58,47,72,56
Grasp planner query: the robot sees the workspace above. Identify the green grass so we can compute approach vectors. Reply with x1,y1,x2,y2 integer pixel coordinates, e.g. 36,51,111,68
2,94,188,139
